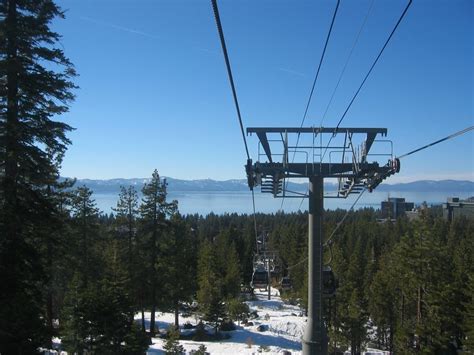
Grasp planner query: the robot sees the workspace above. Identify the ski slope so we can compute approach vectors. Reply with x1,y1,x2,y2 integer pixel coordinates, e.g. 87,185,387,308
143,288,304,354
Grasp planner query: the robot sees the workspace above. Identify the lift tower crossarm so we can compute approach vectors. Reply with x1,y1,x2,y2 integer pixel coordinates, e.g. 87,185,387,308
247,127,387,135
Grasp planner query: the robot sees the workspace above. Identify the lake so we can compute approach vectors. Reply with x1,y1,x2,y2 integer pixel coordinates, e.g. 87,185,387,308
93,190,473,215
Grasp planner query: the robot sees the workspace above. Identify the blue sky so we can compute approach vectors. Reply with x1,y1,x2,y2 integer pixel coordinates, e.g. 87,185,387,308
54,0,473,183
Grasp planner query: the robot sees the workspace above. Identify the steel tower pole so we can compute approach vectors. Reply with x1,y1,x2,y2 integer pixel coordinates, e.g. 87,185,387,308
303,175,327,355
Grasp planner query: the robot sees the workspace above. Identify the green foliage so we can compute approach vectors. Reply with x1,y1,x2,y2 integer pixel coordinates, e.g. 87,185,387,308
159,213,196,328
122,322,149,355
368,260,397,351
219,319,236,331
463,273,474,351
192,321,209,341
113,185,139,269
70,185,100,284
226,298,250,325
139,169,178,335
163,326,185,355
61,240,147,354
222,242,242,299
0,0,76,351
389,219,456,353
190,344,209,355
197,239,225,333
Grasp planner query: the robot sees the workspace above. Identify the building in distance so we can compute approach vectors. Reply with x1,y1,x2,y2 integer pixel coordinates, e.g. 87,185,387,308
381,197,415,220
443,197,474,222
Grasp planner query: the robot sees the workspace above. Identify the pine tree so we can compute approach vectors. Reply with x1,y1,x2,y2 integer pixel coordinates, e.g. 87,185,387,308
391,218,456,353
226,298,249,325
464,273,474,351
61,239,148,354
223,242,241,299
215,231,241,299
113,185,139,270
70,185,100,286
197,239,225,335
139,169,177,336
113,185,141,327
449,217,474,345
159,213,196,330
163,326,185,355
0,0,76,351
368,259,398,352
42,176,76,346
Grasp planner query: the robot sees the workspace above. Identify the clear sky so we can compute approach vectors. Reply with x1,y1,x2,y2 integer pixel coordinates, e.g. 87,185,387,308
53,0,473,183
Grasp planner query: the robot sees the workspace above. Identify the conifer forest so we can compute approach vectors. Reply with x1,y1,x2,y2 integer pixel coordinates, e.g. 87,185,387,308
1,1,473,354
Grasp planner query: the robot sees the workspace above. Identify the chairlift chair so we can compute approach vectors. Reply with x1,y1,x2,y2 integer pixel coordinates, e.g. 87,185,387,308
322,266,337,298
251,269,269,290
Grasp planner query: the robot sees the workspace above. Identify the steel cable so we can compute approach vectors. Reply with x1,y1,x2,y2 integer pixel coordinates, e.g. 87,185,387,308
211,0,260,251
211,0,250,160
398,126,474,159
281,0,341,211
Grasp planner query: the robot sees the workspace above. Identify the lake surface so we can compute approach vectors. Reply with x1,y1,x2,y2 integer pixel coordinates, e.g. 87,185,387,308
94,190,473,215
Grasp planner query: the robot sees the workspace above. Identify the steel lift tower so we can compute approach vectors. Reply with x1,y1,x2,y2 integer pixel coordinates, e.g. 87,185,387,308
245,127,400,355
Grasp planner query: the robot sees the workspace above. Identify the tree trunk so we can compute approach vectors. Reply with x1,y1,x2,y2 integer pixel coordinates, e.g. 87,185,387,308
150,298,156,336
149,228,158,336
46,236,54,348
82,200,88,287
174,301,180,330
128,199,133,270
141,306,146,333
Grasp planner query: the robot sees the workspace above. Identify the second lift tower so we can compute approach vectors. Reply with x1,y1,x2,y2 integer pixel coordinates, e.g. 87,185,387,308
245,126,400,355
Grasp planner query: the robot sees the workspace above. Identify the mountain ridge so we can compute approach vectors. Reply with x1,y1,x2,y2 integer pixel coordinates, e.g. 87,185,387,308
61,177,474,194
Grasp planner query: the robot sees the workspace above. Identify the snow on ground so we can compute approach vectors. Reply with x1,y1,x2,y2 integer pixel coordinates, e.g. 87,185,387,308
140,287,304,355
39,287,389,354
141,288,391,354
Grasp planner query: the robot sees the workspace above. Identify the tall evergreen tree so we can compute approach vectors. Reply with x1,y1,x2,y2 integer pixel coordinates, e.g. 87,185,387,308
159,213,197,330
222,241,241,299
391,218,455,353
197,239,225,334
139,169,177,336
113,185,141,326
368,258,398,352
70,186,100,286
114,185,139,270
61,240,148,354
0,0,76,351
464,273,474,352
41,175,75,347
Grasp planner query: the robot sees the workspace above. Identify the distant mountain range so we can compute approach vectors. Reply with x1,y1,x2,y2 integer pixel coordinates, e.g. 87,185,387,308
63,177,474,195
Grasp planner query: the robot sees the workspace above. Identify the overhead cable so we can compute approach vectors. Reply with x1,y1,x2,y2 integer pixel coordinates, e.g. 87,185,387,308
321,0,413,162
324,188,366,247
211,0,259,249
333,0,413,131
297,0,341,136
289,188,366,270
281,0,341,211
211,0,250,160
319,0,375,128
398,126,474,159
